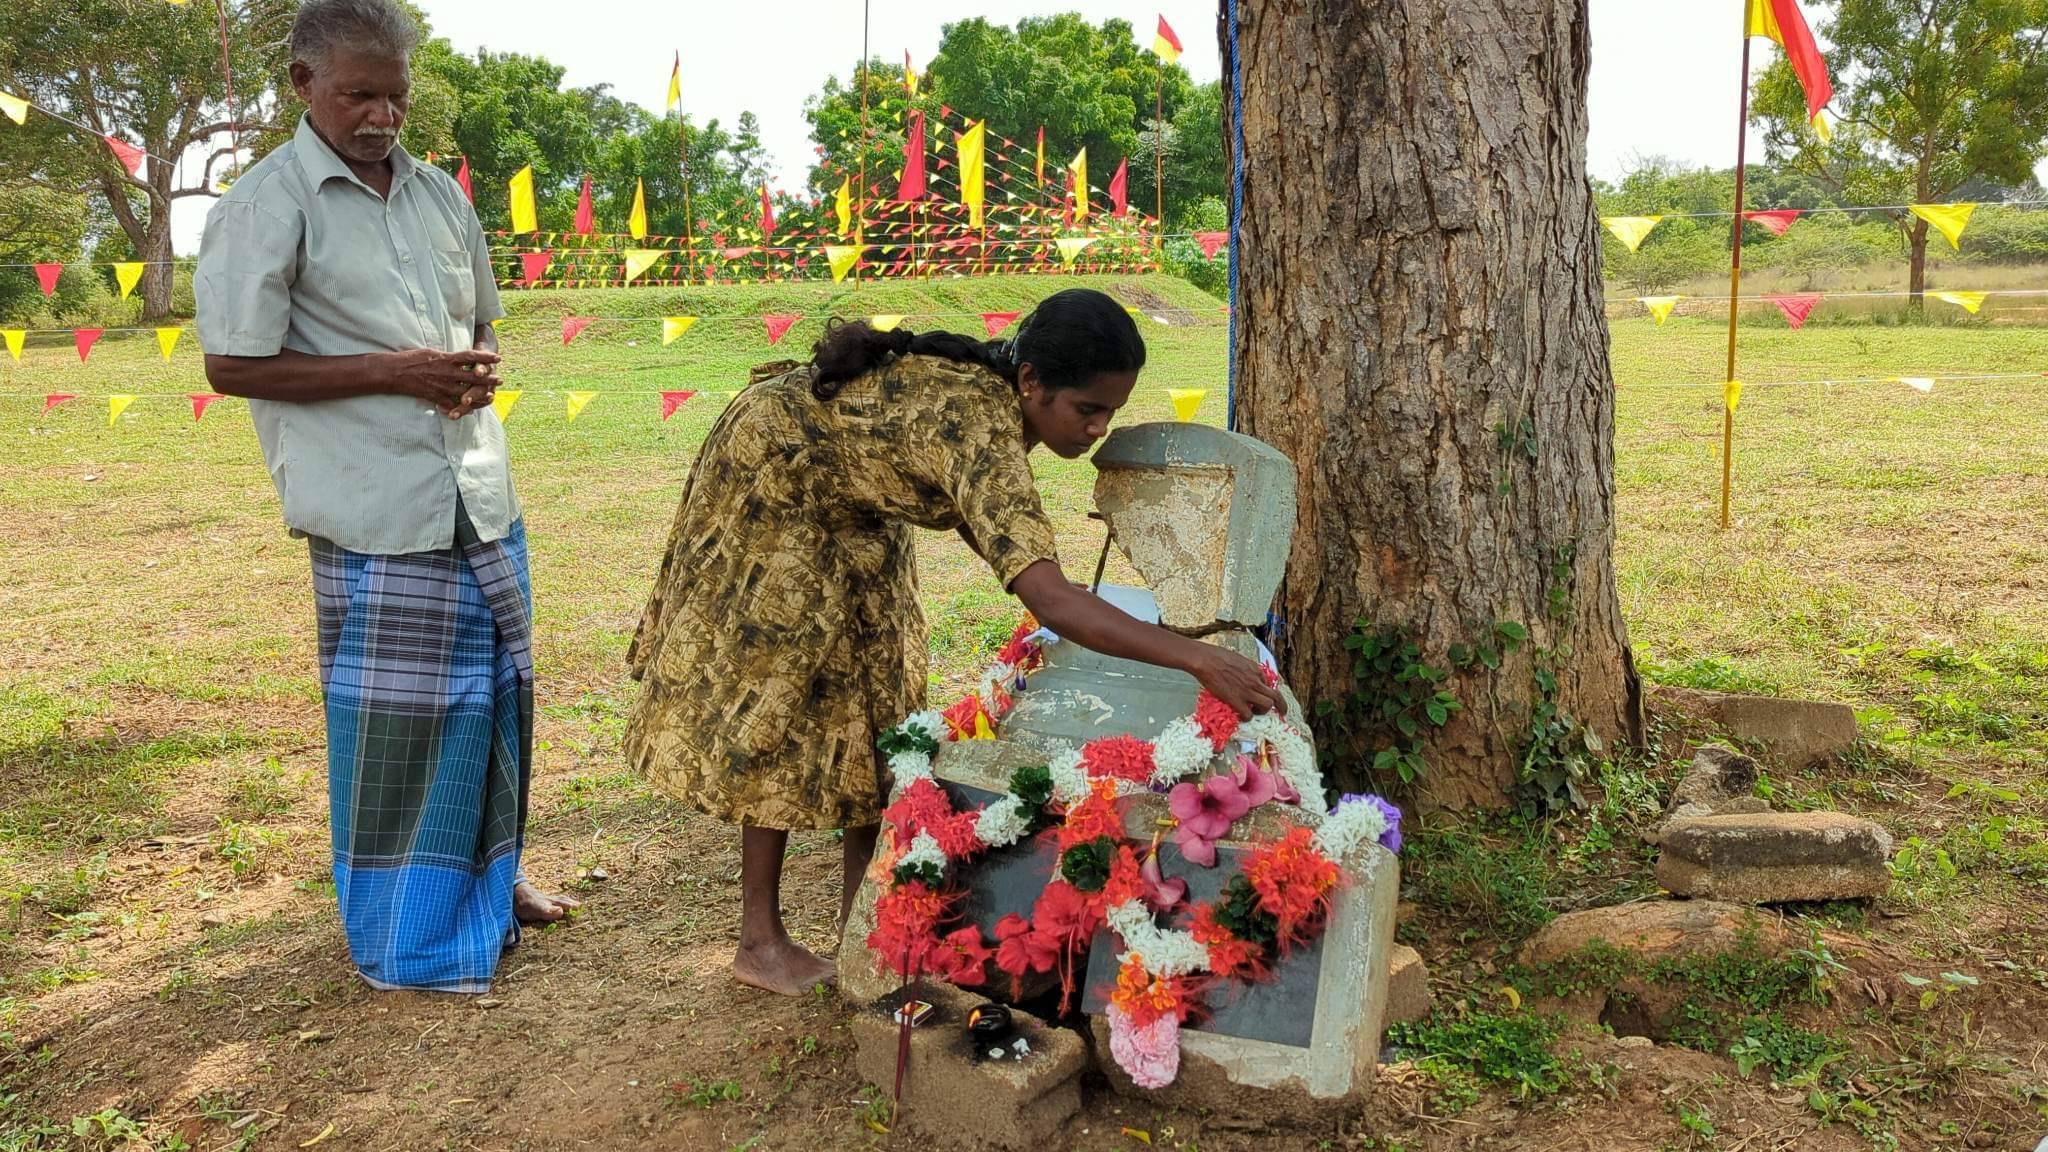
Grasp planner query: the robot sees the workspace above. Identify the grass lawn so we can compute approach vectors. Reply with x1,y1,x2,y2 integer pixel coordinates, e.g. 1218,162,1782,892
1,273,2044,1150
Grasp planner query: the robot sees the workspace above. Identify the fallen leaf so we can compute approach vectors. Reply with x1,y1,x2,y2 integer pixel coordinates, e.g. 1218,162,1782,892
475,997,504,1009
1121,1128,1152,1145
863,1117,890,1135
1498,985,1522,1010
299,1122,334,1147
446,1098,476,1106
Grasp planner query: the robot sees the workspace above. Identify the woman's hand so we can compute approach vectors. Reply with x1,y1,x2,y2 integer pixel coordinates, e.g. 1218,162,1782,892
1188,644,1284,721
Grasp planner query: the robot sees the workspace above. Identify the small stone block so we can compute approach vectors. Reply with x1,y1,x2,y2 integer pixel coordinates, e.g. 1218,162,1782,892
1385,944,1432,1025
1656,811,1893,903
851,983,1086,1152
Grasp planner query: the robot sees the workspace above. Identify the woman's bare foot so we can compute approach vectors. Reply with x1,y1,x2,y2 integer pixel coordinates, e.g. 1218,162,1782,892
514,881,580,925
733,937,837,996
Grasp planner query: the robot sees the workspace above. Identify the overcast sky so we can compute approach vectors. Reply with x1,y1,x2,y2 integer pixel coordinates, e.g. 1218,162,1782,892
167,1,2040,251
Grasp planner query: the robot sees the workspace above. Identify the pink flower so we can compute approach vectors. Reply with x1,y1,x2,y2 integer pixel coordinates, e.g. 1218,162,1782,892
1233,752,1297,806
1139,851,1186,912
1167,774,1252,868
1106,1002,1181,1088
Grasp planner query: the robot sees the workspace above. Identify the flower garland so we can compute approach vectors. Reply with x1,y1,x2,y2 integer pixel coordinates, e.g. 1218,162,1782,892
866,615,1403,1089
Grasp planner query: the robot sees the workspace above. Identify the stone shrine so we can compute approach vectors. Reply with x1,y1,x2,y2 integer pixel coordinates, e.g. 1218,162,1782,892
842,422,1401,1129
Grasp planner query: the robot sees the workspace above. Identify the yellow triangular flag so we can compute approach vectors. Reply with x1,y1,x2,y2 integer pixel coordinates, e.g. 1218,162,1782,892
834,177,852,238
1897,376,1935,393
0,91,26,125
508,165,537,233
661,316,698,345
1055,237,1095,267
565,391,596,421
622,248,664,283
1931,289,1986,314
1069,148,1088,221
1909,203,1975,250
628,179,648,240
2,329,22,361
1639,295,1681,324
114,262,144,299
1723,379,1742,413
1600,216,1663,252
492,389,523,423
108,394,135,425
154,327,181,360
871,314,905,332
1168,388,1205,422
825,245,860,283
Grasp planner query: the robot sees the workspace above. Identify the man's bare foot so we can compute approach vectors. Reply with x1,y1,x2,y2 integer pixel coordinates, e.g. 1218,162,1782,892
733,937,836,996
514,881,580,925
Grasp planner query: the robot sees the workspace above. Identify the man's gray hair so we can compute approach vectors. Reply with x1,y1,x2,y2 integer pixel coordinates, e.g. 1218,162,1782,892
291,0,422,69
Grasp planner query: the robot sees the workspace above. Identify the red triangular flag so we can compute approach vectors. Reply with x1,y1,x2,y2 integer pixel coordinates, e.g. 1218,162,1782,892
1744,209,1803,237
1194,231,1228,259
981,311,1023,338
763,314,799,345
104,135,145,177
1765,292,1823,330
561,316,595,345
42,394,77,416
897,111,927,201
73,329,103,361
574,174,594,235
189,393,225,422
520,251,553,287
760,185,776,238
34,263,61,295
455,156,474,203
660,390,696,420
1108,158,1129,219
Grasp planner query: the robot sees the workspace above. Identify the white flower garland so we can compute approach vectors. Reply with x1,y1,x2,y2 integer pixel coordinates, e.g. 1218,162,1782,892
1311,794,1392,862
896,829,948,878
888,748,935,791
1106,899,1211,978
903,710,946,745
1147,715,1215,785
973,794,1033,849
1047,746,1091,804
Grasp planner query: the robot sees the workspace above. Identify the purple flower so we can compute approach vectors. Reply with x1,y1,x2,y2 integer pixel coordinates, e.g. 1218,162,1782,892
1363,794,1404,854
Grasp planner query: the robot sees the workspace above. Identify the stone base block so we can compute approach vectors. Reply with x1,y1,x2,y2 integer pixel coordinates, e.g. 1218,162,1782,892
1086,1014,1370,1128
1656,812,1892,903
851,982,1086,1151
1650,687,1858,769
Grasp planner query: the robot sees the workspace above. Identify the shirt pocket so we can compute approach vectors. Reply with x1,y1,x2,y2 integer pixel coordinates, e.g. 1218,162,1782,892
431,248,476,324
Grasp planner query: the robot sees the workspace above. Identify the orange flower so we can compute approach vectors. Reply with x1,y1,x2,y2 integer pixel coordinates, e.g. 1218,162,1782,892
1243,827,1339,944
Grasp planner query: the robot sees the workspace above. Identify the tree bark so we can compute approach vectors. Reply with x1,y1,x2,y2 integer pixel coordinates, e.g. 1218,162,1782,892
1222,0,1641,811
1906,219,1928,312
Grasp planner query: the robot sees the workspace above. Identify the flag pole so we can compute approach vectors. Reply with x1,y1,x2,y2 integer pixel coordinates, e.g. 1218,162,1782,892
677,55,695,286
855,0,871,289
1154,63,1165,258
1720,18,1753,531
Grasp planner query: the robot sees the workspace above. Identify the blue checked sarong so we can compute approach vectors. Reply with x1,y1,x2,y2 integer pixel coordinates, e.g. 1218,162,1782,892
310,510,533,994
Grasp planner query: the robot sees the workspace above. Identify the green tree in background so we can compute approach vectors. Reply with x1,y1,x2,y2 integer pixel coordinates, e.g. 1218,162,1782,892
1750,0,2048,304
803,17,1224,231
0,0,294,320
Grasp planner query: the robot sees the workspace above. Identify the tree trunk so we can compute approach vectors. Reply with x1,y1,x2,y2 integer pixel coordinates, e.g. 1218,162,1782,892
1222,0,1641,812
1906,218,1928,313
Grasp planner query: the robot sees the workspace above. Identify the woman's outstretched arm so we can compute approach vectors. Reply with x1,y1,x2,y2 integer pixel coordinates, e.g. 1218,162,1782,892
1009,560,1283,720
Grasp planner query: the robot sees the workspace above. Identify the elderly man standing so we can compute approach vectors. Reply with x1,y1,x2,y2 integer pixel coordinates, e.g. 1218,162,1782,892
196,0,573,994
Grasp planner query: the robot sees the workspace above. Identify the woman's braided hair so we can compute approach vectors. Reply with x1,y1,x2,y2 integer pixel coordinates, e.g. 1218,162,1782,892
806,287,1145,401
